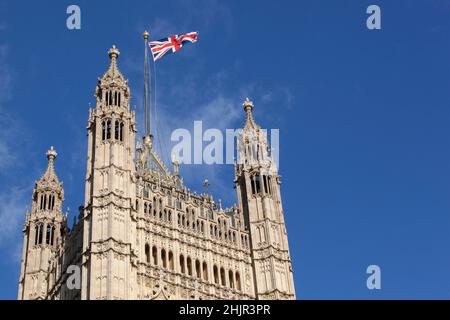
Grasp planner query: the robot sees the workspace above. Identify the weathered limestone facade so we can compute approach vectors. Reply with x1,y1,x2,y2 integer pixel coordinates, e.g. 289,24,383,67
18,46,296,300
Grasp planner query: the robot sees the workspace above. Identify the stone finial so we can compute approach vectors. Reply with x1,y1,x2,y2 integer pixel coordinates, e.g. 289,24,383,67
46,146,57,162
108,45,120,60
243,97,254,112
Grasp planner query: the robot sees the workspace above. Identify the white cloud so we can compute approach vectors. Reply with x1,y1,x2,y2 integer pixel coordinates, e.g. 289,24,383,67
0,186,29,248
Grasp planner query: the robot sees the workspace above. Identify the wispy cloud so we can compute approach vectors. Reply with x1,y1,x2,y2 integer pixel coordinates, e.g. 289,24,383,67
0,44,15,172
0,31,34,258
0,186,29,249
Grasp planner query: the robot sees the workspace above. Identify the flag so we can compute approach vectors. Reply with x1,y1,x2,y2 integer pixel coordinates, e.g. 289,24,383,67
149,32,198,61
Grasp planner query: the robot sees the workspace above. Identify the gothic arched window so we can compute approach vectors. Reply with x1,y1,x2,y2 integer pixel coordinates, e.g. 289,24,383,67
152,246,158,266
229,270,234,289
168,251,174,271
119,122,124,141
50,226,55,246
38,224,43,245
43,195,47,211
102,119,112,140
106,120,111,140
115,120,120,140
235,272,241,291
187,257,193,276
202,262,208,281
213,265,219,284
34,225,39,245
220,267,226,286
195,260,201,279
180,255,185,274
102,121,106,140
161,249,167,269
39,194,44,210
145,244,150,264
46,224,52,245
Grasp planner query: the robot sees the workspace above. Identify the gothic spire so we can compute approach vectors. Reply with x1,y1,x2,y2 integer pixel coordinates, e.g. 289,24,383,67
243,97,260,131
38,146,61,186
36,146,63,194
100,45,126,84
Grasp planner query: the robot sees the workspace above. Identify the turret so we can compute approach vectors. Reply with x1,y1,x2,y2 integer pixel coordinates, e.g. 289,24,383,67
235,98,296,300
18,147,66,300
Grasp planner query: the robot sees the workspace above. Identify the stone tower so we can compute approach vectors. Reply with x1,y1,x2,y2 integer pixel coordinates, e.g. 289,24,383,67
18,147,66,300
81,46,138,299
235,98,296,299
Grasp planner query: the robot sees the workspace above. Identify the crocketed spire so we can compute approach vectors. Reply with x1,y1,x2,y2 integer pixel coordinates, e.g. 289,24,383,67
242,97,260,131
36,146,63,194
95,45,130,109
99,45,126,84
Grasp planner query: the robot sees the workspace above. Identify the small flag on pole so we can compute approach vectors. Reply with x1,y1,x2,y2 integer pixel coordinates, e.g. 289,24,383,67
149,32,199,61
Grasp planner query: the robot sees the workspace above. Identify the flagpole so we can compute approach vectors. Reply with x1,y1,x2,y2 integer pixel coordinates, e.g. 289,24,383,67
143,30,152,145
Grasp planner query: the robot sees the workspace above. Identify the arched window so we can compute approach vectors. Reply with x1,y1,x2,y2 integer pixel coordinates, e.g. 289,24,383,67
143,186,149,198
152,246,158,266
263,175,268,194
106,120,112,140
229,270,234,289
109,91,112,106
202,262,208,281
102,121,106,140
118,92,121,106
119,122,124,141
43,195,47,211
145,244,150,264
168,251,174,271
235,272,241,291
187,257,192,276
161,249,167,269
267,176,272,194
213,265,219,284
168,193,172,207
220,268,226,286
34,225,39,245
180,255,185,274
195,260,201,279
38,224,43,245
114,91,118,106
115,120,120,140
50,226,55,246
255,174,261,194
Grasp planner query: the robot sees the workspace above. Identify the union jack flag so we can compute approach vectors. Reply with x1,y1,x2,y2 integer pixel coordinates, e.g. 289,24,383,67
149,32,199,61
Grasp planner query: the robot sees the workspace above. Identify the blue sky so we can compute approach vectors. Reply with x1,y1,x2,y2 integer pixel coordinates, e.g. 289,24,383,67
1,0,450,299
